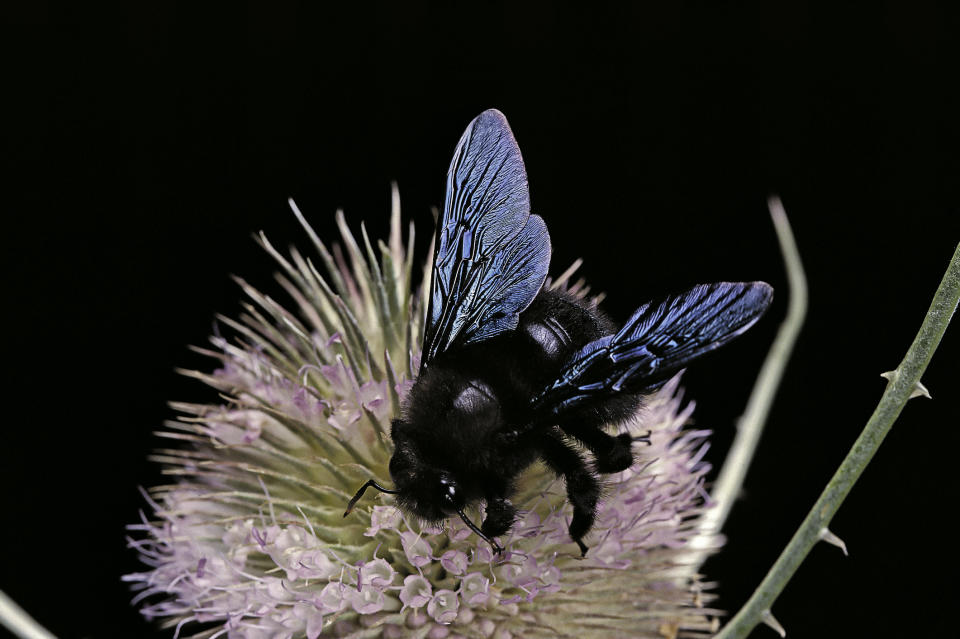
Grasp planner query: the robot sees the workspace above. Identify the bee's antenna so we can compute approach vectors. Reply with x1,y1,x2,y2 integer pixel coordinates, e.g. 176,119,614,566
455,506,504,555
343,479,400,517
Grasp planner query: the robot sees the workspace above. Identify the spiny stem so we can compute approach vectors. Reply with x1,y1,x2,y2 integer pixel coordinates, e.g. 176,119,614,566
715,241,960,639
691,197,807,567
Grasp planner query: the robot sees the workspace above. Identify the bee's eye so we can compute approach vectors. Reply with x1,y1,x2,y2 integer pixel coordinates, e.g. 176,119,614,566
438,477,458,507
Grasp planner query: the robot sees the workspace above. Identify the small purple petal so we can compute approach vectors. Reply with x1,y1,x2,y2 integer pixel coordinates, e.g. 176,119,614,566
500,555,538,588
428,624,450,639
405,611,429,629
459,572,490,606
440,550,469,575
512,510,542,538
291,602,324,639
400,532,433,567
399,575,432,609
350,585,385,614
538,564,561,588
359,557,395,588
365,505,402,537
448,522,472,542
316,582,347,613
427,589,459,625
472,545,495,564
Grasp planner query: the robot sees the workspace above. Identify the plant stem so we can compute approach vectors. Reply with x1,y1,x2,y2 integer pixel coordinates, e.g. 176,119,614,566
715,241,960,639
0,590,56,639
691,197,807,568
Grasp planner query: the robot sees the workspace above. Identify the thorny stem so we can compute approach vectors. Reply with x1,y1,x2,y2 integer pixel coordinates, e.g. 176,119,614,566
690,197,807,568
716,241,960,639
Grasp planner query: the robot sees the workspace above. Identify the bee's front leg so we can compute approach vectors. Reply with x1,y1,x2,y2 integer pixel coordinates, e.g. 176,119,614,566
481,495,516,539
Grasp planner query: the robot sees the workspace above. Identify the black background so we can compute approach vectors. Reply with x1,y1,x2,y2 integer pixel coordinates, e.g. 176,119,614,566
3,2,959,638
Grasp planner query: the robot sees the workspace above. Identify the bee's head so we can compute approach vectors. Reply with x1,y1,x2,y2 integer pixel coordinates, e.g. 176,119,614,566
399,471,465,524
389,429,466,523
342,420,501,554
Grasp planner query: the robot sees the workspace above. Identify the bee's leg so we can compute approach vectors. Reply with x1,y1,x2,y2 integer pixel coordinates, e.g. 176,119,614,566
537,432,599,556
561,424,651,474
481,495,516,539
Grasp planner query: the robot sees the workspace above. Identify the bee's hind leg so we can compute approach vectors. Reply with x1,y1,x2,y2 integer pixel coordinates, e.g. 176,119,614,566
558,393,650,474
562,423,650,474
537,431,599,557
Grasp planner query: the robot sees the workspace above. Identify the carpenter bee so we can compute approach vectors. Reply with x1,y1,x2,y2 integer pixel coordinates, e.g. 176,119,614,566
344,109,772,556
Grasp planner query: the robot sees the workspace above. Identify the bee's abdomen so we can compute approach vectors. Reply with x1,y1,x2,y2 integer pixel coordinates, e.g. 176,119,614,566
524,315,573,359
520,288,613,364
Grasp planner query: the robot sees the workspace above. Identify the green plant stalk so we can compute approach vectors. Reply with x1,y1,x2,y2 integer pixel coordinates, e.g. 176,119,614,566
716,241,960,639
0,590,56,639
691,197,807,569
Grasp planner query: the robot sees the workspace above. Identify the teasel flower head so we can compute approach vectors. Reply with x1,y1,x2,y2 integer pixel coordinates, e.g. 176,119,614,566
125,189,722,639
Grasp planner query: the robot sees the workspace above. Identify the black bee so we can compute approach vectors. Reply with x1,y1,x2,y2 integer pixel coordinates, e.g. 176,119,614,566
345,109,772,556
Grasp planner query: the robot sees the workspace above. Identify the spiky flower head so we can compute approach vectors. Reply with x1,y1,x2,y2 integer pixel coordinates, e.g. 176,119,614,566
125,192,722,638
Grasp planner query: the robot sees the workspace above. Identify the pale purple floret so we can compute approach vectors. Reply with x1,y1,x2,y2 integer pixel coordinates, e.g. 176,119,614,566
399,575,432,609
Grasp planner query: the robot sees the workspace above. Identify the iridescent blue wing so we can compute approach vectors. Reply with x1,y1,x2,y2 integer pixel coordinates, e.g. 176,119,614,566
421,110,551,369
530,282,773,415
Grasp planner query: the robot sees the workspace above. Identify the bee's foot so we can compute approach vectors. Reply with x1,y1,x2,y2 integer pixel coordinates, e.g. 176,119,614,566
576,539,588,557
595,433,635,473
